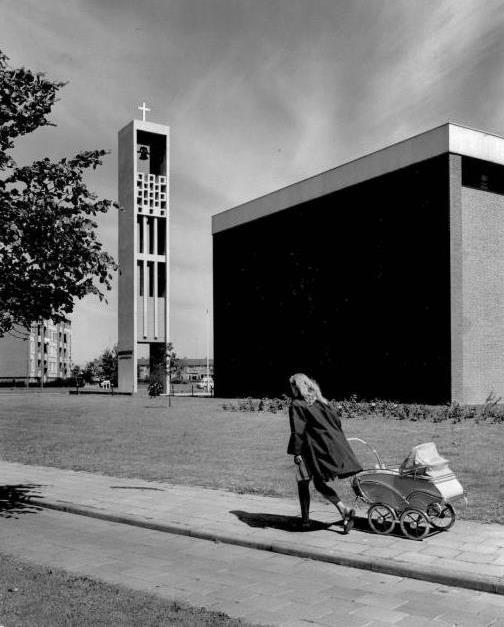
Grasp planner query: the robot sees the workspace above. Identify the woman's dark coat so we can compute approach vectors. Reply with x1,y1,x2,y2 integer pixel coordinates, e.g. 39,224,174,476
288,399,362,481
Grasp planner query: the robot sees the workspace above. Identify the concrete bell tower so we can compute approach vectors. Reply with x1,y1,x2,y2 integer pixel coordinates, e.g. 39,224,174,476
117,104,170,393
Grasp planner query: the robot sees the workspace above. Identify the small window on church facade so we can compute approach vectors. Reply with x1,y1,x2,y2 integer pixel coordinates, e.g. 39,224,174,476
462,157,504,194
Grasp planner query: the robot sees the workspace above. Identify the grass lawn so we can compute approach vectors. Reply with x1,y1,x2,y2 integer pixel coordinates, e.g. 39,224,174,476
0,553,249,626
0,393,502,523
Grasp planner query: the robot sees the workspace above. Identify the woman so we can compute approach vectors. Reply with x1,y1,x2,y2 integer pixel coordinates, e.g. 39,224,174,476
287,373,362,533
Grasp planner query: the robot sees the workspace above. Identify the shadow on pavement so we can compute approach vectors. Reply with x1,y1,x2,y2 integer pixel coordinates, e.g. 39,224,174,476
0,484,44,518
230,509,339,532
327,512,442,541
110,485,165,491
231,509,438,541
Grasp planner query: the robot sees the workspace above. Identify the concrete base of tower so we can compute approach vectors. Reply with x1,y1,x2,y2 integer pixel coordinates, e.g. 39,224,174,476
118,348,137,394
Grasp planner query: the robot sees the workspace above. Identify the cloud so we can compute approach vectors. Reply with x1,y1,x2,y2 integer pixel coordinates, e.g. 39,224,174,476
3,0,504,362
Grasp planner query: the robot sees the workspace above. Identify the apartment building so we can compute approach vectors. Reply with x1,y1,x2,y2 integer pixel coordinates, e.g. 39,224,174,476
0,320,72,383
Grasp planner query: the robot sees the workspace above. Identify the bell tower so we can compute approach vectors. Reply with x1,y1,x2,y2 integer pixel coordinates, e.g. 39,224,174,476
117,105,170,393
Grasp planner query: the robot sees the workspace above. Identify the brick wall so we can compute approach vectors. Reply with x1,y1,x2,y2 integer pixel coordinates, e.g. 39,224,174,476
461,186,504,403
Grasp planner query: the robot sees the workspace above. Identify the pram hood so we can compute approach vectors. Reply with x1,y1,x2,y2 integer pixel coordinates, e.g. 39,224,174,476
399,442,449,474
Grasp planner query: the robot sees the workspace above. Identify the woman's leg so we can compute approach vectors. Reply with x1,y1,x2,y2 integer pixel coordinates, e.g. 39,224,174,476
297,479,311,526
312,477,347,516
313,478,354,533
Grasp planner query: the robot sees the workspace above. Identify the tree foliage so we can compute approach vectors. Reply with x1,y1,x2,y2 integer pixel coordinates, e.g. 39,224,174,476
82,359,100,384
99,345,118,385
82,345,118,385
149,342,180,384
71,364,84,385
0,51,117,337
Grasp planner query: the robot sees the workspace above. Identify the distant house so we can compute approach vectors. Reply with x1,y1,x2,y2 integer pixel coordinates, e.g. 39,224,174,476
179,359,214,382
136,357,213,382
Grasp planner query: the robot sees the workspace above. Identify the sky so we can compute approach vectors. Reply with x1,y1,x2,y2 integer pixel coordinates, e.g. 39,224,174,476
2,0,504,365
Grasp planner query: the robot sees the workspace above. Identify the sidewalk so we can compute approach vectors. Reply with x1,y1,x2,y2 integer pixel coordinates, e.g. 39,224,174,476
1,460,503,595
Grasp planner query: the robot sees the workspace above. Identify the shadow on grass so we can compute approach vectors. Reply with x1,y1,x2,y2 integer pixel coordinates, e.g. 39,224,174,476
0,484,44,518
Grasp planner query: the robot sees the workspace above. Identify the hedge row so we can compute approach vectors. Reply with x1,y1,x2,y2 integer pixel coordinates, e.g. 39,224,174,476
222,393,504,423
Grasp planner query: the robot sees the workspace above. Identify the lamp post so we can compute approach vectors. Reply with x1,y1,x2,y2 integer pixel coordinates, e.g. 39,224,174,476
206,308,210,394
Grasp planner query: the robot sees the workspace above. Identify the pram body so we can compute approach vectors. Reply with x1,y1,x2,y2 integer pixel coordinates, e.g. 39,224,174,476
349,439,464,540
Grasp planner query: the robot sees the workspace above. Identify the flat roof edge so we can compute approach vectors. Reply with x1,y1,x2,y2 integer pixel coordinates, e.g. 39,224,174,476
449,125,504,166
118,119,170,136
212,123,504,234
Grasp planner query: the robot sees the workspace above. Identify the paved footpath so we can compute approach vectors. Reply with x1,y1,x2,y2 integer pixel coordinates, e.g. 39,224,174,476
0,461,503,597
2,508,504,626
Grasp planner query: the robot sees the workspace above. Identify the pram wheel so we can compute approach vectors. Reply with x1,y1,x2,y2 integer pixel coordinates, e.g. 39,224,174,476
427,502,455,531
399,508,430,540
368,503,396,535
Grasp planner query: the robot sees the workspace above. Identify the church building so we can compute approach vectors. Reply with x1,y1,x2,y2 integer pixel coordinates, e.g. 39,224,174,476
212,123,504,404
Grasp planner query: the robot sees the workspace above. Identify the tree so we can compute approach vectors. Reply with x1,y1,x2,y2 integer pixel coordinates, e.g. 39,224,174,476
82,359,100,384
165,342,180,386
97,345,118,386
71,364,85,387
81,345,118,385
148,342,180,396
0,51,117,337
170,351,183,383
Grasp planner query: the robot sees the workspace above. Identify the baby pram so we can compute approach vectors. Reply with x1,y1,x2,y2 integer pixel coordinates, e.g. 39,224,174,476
348,439,464,540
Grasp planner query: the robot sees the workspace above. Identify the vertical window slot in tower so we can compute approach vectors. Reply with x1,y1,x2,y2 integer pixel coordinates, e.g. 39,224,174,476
157,263,166,297
137,261,144,296
157,218,166,255
137,216,144,253
147,261,155,297
148,217,155,254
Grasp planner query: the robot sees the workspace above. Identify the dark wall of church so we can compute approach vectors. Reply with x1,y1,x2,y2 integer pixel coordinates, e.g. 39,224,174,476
213,155,451,403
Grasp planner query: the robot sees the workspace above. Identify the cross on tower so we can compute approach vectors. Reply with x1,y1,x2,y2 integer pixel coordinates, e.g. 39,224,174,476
138,102,151,122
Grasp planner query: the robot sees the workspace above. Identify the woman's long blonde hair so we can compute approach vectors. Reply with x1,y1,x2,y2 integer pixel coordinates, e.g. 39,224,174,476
289,373,328,406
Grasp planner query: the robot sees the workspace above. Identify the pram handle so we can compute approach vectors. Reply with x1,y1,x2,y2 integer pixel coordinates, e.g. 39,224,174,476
347,437,385,469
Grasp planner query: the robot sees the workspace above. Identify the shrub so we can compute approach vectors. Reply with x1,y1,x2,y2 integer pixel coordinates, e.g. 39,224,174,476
148,381,163,397
223,396,290,413
481,391,504,422
221,394,504,423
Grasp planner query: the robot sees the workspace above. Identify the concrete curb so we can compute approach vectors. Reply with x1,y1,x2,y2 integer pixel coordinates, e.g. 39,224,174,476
30,497,504,596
